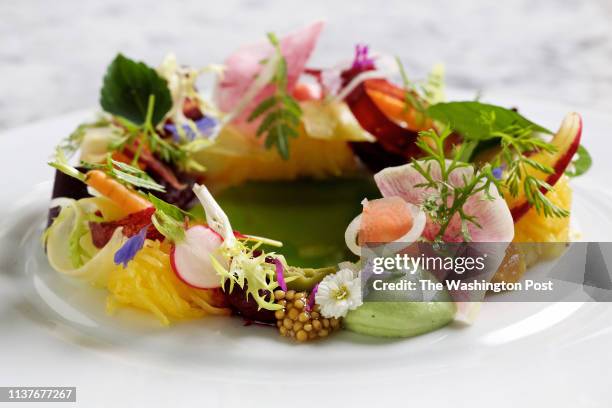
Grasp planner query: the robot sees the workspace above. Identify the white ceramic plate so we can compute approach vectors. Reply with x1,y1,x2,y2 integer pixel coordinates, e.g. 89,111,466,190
1,95,612,407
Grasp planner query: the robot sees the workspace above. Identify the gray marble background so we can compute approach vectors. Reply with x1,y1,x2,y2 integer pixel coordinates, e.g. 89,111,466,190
1,0,611,130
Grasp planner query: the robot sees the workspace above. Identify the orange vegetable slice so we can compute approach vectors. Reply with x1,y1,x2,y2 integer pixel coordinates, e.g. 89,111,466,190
358,197,413,245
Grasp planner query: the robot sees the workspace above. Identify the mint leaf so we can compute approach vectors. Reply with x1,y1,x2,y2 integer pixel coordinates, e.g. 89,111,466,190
100,54,172,126
427,101,551,141
566,145,592,177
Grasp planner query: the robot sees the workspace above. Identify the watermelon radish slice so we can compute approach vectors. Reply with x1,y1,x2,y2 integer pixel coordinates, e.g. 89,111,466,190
170,225,227,289
374,160,514,243
374,161,513,324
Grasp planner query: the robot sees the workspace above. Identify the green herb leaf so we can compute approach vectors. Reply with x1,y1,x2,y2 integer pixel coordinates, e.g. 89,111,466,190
81,156,166,192
49,147,86,182
151,210,185,243
427,101,551,141
395,57,424,111
255,110,283,137
100,54,172,126
148,193,190,222
427,101,568,218
565,144,592,177
412,127,500,242
246,32,302,160
248,96,277,121
212,243,283,311
110,159,166,192
148,192,188,243
395,58,445,119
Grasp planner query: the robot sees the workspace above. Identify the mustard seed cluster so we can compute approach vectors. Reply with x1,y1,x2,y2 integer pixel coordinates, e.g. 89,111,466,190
273,289,341,342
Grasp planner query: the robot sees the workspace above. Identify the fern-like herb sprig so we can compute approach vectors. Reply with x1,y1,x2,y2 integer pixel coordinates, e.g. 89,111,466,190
109,95,206,172
412,127,500,242
480,111,569,218
247,33,302,159
395,57,445,113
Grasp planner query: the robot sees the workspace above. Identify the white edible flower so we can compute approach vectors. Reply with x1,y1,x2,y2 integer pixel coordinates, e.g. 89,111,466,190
315,268,362,318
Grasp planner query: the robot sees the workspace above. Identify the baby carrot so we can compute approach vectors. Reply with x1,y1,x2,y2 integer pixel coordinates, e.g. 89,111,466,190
85,169,152,214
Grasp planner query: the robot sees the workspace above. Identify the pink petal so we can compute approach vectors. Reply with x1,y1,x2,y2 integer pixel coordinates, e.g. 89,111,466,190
273,258,287,292
374,161,514,243
305,283,319,312
215,21,324,136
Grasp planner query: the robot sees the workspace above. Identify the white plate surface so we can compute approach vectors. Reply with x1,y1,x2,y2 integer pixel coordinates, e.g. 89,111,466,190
1,94,612,407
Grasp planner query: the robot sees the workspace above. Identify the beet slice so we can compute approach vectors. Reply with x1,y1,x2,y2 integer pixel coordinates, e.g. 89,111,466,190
51,166,90,200
339,64,424,171
346,80,421,157
222,280,276,324
47,166,92,227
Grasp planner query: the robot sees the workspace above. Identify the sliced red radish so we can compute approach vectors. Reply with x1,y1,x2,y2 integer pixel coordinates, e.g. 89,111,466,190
345,198,426,256
374,160,514,243
170,225,227,289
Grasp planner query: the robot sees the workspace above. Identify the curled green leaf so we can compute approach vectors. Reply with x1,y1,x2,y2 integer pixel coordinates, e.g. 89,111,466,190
565,145,592,177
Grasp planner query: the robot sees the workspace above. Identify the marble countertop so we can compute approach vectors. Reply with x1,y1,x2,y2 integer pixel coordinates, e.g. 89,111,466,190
1,0,611,130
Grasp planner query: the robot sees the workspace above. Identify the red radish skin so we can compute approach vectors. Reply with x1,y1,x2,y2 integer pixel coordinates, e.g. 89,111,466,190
509,113,582,221
169,245,194,288
169,245,208,289
170,225,226,289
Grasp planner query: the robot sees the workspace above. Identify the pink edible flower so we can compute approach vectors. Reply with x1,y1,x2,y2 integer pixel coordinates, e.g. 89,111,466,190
273,258,287,292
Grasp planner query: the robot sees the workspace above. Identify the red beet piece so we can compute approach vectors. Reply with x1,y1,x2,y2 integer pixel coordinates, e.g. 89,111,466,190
222,280,276,324
89,207,164,248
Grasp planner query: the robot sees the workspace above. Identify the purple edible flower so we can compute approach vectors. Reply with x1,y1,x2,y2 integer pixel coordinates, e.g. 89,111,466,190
113,224,149,267
351,44,375,71
273,258,287,292
492,166,504,180
164,116,218,142
305,283,319,312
